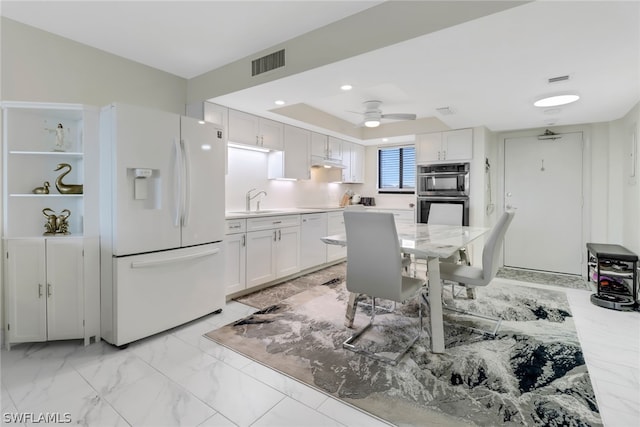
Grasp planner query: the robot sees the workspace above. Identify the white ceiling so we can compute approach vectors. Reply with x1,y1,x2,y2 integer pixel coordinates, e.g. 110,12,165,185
3,1,639,141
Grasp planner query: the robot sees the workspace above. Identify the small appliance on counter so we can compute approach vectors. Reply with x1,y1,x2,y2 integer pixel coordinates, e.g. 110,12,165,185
360,196,375,206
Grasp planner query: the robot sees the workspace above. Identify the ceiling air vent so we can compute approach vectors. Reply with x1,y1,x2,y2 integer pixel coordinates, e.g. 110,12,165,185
548,75,570,83
252,49,285,76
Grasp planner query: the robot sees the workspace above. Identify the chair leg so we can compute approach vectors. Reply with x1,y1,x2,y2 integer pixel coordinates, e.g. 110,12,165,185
442,282,501,337
343,297,422,366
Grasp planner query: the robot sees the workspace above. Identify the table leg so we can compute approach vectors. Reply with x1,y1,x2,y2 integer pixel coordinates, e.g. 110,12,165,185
427,257,445,353
345,292,359,328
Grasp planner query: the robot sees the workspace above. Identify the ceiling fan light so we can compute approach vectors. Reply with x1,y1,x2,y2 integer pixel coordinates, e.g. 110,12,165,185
534,94,580,107
364,119,380,128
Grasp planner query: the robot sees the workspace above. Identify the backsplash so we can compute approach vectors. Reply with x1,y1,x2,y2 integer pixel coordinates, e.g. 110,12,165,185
226,147,362,211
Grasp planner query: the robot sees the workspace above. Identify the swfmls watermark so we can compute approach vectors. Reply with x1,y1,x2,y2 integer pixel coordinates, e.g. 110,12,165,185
3,412,72,424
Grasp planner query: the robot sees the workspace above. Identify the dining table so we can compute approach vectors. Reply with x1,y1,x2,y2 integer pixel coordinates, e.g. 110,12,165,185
321,221,489,354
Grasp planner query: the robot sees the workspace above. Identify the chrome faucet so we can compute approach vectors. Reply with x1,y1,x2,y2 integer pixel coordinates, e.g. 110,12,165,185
246,188,267,211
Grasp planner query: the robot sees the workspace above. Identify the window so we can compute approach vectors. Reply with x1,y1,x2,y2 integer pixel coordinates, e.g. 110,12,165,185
378,146,415,193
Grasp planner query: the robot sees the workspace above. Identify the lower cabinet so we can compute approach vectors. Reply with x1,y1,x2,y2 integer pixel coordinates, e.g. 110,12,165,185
4,237,89,348
246,224,301,288
225,215,301,295
224,225,247,295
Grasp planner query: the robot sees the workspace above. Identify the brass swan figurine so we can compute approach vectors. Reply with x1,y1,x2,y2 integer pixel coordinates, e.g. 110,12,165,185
54,163,83,194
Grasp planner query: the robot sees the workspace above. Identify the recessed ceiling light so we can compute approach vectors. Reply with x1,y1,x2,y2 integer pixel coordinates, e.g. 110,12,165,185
534,94,580,107
274,100,285,105
340,84,353,91
382,138,389,142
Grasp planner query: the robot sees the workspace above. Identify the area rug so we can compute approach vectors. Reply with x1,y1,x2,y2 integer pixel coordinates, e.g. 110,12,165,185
496,267,592,290
207,280,601,427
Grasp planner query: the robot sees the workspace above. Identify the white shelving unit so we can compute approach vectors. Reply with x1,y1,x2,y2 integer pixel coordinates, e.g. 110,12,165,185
2,102,100,349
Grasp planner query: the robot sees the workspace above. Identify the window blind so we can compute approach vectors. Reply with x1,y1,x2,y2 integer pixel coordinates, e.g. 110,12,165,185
378,146,415,192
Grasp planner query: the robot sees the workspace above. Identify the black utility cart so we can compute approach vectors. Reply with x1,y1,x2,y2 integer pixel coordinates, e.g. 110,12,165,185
587,243,638,311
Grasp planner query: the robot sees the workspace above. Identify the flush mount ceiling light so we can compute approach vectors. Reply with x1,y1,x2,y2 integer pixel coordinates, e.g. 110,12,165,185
340,84,353,91
364,119,380,128
534,93,580,107
274,100,285,106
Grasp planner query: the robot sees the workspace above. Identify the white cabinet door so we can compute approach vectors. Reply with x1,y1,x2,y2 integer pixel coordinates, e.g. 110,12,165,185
327,137,343,161
443,128,472,161
259,118,284,151
351,143,365,183
228,109,259,146
341,141,352,182
269,125,311,180
311,132,328,157
5,239,47,344
416,132,442,163
284,126,310,179
246,229,277,288
276,226,300,278
224,233,246,295
46,238,84,341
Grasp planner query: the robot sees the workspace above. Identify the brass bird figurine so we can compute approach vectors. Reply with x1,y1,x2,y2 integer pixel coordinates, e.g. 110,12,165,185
32,181,50,194
54,163,83,194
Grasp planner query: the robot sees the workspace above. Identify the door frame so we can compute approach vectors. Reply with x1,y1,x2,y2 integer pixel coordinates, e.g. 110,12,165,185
497,125,592,277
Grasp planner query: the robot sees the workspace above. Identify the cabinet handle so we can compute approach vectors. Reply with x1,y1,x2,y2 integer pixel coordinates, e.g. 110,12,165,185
261,136,264,146
443,150,447,159
47,283,52,297
273,220,282,224
38,284,43,298
278,230,282,241
230,225,240,229
242,234,246,247
256,135,259,145
273,231,277,241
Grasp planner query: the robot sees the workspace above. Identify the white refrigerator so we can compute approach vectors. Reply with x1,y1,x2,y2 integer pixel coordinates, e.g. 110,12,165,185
100,103,226,346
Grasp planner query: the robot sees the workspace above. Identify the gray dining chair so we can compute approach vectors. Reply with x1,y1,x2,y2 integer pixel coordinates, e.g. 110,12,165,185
438,210,515,336
342,211,426,365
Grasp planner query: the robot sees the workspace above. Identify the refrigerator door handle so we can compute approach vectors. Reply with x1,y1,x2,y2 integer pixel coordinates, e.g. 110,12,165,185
173,138,183,227
130,248,220,268
181,139,192,227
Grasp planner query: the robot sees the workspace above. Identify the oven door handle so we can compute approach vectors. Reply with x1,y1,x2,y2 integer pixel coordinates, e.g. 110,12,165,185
417,196,469,201
419,171,468,176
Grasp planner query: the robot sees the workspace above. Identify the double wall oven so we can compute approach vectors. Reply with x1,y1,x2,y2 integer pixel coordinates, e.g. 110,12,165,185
416,162,470,225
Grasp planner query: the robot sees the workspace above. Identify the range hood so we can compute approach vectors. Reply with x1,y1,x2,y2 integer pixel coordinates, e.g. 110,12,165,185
310,155,345,169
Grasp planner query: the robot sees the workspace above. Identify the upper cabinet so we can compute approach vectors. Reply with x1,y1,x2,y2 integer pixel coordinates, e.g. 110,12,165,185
268,125,311,180
228,109,283,151
311,133,342,162
416,128,473,164
2,102,99,238
341,141,365,183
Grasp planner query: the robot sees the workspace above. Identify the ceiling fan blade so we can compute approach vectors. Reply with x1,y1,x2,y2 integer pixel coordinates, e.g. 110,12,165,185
381,113,417,121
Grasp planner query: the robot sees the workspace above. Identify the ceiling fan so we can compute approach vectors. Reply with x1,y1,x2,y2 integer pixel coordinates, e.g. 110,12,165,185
353,100,417,128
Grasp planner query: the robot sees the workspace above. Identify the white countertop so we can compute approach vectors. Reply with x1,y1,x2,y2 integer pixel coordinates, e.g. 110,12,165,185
225,207,344,219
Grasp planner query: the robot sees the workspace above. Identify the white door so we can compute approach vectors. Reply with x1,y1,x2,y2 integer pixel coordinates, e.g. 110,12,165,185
259,118,284,150
46,238,84,340
180,116,225,247
246,230,276,287
276,226,300,278
224,233,247,295
110,103,181,255
6,239,47,344
504,132,583,274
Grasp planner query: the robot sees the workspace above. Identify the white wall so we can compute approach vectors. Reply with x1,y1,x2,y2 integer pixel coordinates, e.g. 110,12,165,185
1,18,187,113
225,147,358,211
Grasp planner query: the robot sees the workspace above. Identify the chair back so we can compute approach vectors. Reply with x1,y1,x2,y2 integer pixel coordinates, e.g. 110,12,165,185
482,210,516,279
343,211,403,301
428,203,463,225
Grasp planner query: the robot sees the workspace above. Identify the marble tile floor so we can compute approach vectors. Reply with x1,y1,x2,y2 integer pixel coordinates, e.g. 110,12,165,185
1,279,638,427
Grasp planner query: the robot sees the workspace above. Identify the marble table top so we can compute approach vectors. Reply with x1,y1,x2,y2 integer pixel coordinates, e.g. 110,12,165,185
322,223,489,258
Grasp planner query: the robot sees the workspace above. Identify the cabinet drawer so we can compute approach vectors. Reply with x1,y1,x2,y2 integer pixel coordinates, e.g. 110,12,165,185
225,219,246,234
247,215,300,232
